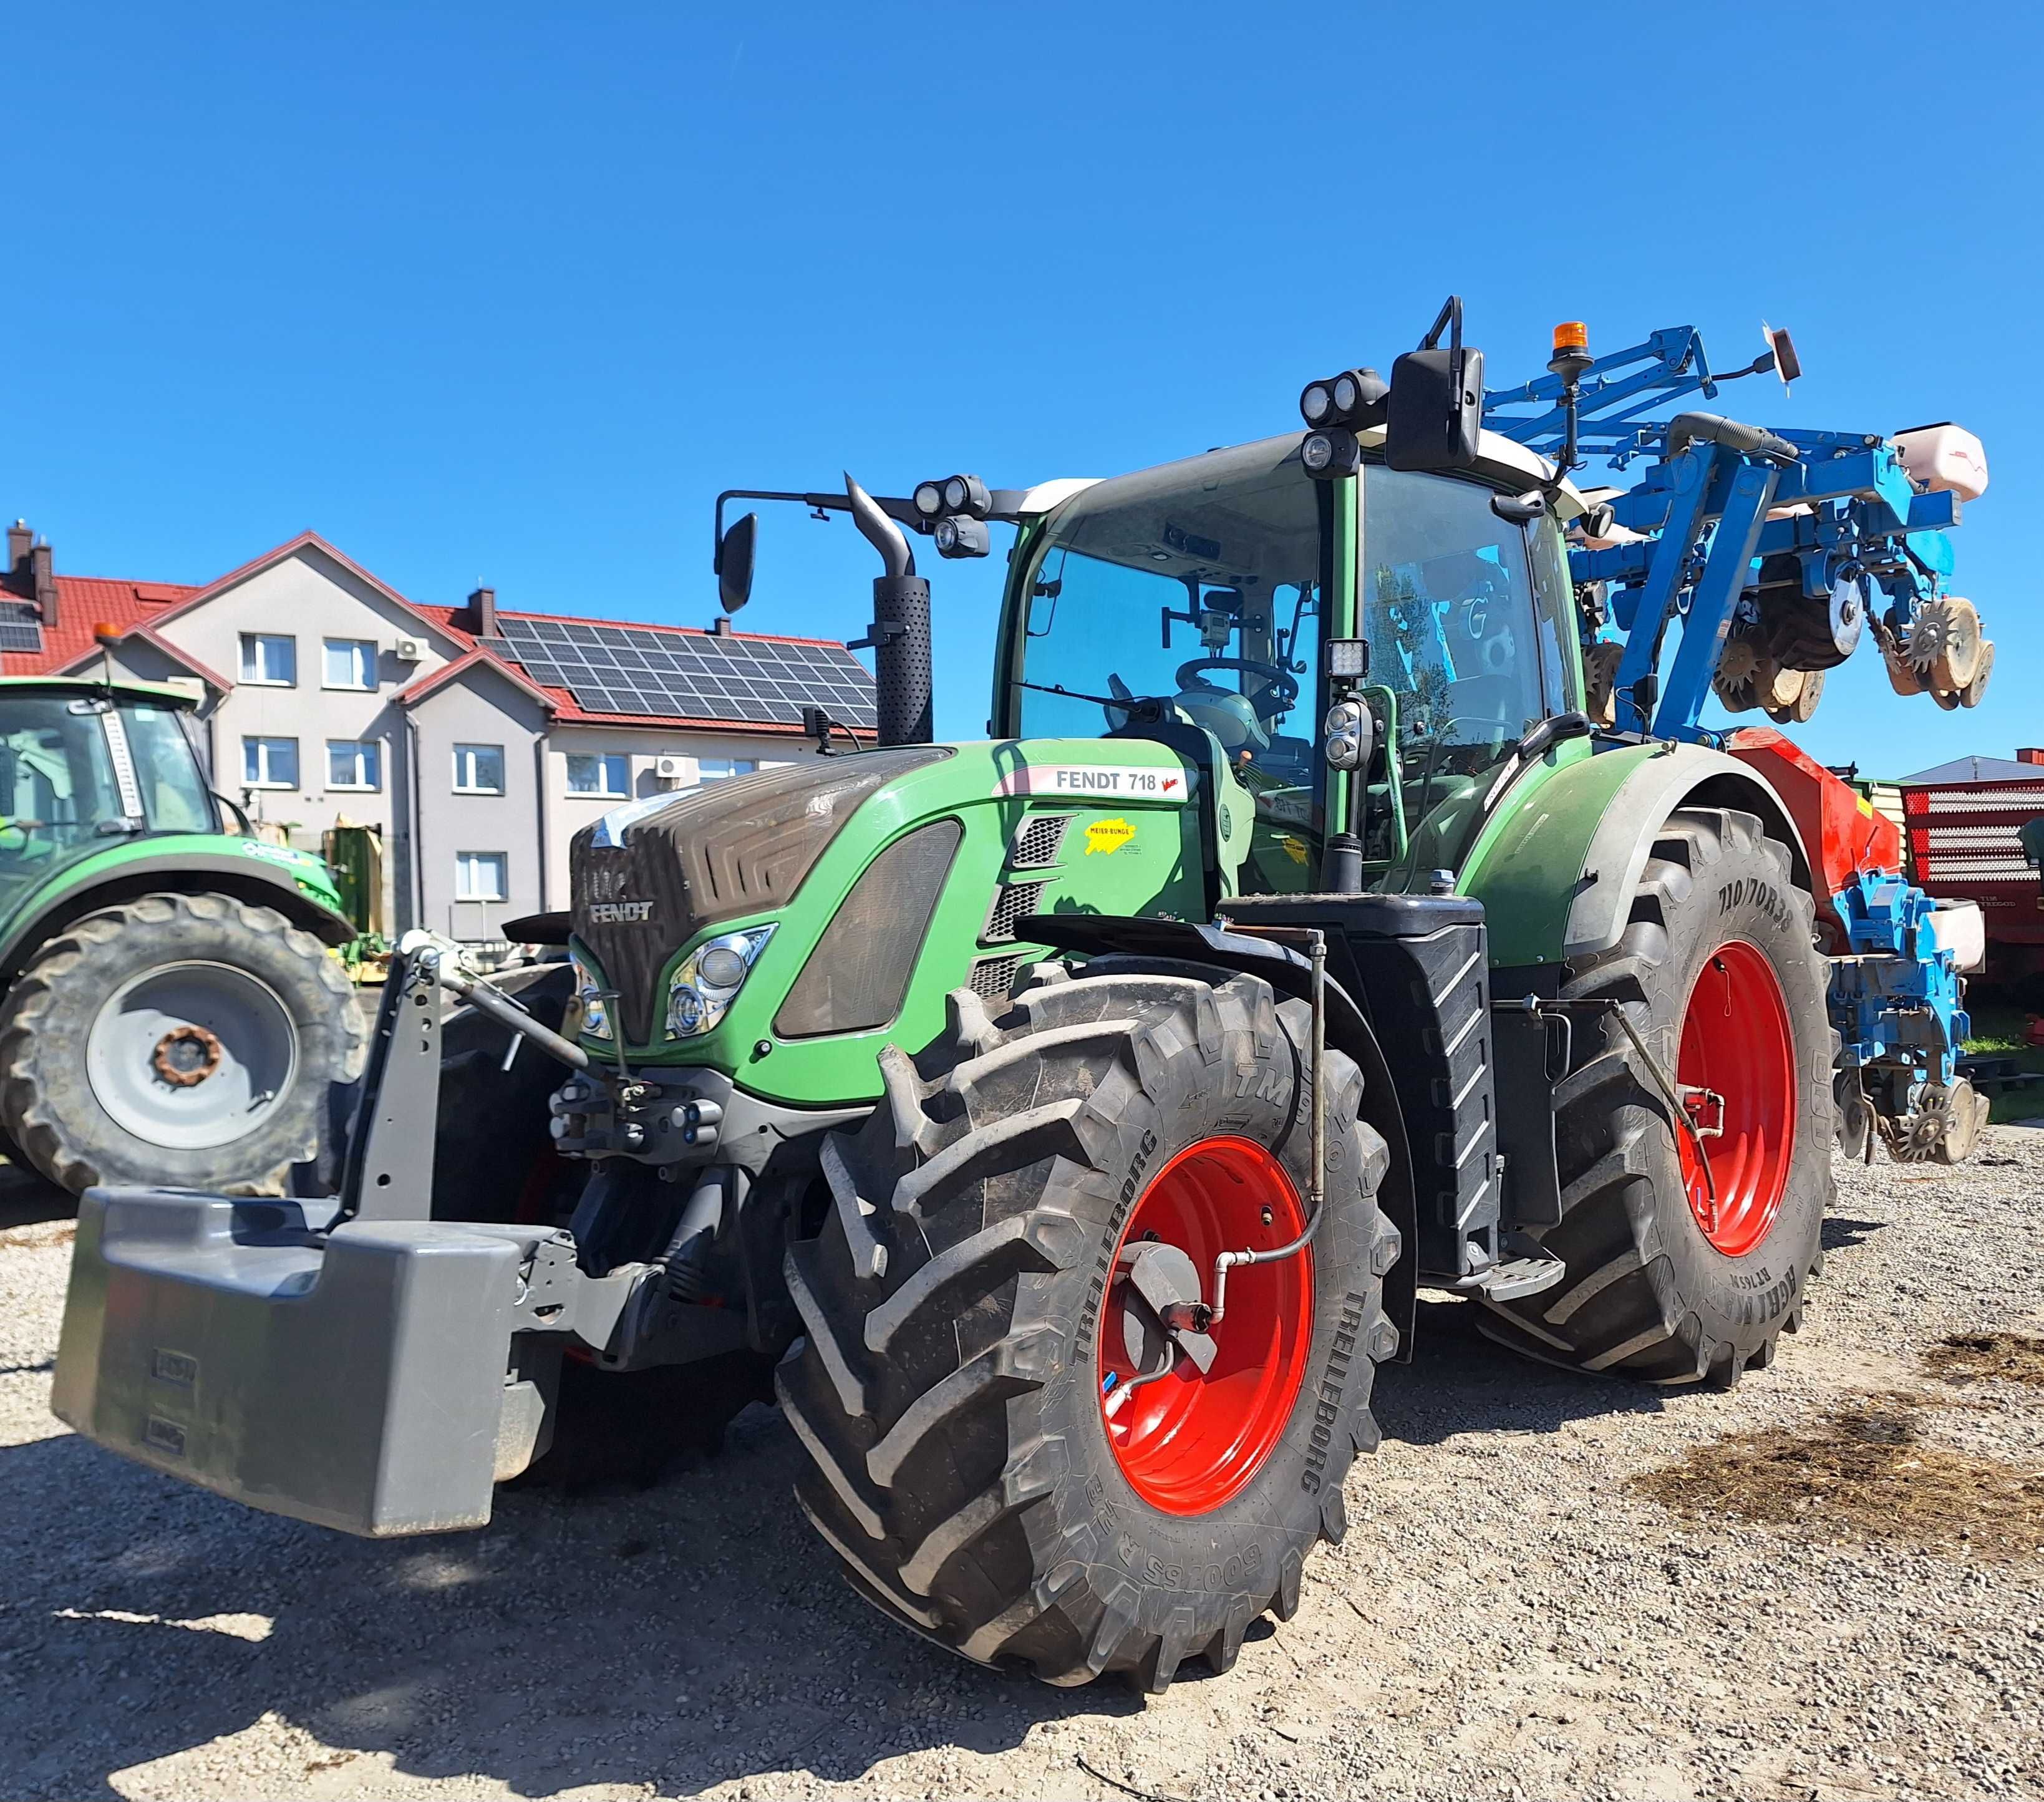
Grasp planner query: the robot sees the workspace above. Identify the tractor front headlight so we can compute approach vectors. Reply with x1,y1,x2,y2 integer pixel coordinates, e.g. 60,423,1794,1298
569,950,614,1042
666,925,775,1040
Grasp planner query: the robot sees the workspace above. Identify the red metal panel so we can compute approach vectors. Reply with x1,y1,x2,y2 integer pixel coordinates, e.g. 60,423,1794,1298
1725,727,1903,901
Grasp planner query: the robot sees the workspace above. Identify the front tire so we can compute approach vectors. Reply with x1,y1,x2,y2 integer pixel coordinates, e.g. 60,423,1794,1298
1481,808,1833,1383
777,964,1398,1692
0,893,366,1195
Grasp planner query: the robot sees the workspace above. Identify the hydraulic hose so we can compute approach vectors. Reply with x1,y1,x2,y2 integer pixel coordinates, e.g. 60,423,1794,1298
1665,412,1799,465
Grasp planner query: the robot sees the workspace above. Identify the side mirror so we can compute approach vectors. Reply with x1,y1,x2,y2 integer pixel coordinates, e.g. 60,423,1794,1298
1489,491,1546,525
1386,295,1485,473
715,512,757,613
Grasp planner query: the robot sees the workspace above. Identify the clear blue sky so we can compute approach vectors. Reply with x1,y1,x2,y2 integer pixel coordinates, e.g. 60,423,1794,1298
7,2,2039,777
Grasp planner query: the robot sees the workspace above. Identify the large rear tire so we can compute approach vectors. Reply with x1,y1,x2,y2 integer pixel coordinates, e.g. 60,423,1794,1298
777,963,1398,1692
0,893,366,1195
1480,808,1833,1383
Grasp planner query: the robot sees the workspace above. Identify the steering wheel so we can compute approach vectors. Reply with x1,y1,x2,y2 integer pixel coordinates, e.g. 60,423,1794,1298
0,818,41,852
1173,657,1299,718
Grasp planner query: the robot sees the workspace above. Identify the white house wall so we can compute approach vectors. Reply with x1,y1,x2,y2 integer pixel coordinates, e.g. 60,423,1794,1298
406,666,549,939
152,546,465,932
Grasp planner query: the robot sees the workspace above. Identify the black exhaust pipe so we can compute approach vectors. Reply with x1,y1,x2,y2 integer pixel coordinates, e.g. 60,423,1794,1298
845,472,932,746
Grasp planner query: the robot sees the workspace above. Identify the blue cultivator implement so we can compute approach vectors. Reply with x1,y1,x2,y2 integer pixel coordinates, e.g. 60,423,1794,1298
1486,321,1992,1160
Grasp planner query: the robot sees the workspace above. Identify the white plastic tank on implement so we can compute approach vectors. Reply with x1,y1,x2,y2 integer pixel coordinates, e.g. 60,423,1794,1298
1892,422,1989,501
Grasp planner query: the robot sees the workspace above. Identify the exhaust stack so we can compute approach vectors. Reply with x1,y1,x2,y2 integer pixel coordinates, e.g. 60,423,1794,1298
845,472,932,747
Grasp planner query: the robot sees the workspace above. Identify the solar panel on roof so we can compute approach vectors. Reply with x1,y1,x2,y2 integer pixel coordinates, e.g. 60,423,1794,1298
0,602,44,654
492,618,874,727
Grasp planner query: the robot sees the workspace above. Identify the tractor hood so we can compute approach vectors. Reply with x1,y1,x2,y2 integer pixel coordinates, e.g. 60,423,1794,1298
569,747,950,1043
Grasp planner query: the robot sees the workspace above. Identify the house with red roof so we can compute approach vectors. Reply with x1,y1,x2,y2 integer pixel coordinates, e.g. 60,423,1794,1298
2,520,871,939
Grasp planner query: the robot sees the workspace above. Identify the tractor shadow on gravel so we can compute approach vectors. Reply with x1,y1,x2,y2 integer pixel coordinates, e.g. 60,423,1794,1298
1371,1294,1672,1448
0,1154,71,1231
1,1398,1138,1800
2,1294,1850,1798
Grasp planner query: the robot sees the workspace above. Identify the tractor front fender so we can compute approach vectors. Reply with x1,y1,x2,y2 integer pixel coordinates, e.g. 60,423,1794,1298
1463,741,1814,970
0,846,354,984
1024,913,1417,1362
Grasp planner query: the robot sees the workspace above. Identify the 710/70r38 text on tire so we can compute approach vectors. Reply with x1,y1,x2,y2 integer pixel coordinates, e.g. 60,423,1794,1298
775,960,1400,1692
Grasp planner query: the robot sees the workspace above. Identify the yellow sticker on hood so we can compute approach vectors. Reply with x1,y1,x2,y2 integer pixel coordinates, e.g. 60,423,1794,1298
1085,817,1136,856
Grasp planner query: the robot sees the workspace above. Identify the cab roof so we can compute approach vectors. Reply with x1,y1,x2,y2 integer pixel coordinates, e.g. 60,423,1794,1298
1000,428,1589,524
0,673,200,708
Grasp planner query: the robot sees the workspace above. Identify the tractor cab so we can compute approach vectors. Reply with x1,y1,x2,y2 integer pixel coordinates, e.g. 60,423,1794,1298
0,678,220,925
997,429,1584,896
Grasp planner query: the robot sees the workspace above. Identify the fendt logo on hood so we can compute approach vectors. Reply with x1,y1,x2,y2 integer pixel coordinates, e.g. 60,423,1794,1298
586,899,656,926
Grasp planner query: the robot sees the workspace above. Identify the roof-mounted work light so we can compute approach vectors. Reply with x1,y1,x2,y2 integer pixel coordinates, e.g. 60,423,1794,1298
933,515,990,559
913,473,992,526
1301,427,1362,480
1299,367,1388,432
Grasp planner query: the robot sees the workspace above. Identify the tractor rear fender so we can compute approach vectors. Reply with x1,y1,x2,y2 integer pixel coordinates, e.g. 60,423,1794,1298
1463,740,1814,971
1024,913,1418,1361
0,848,354,985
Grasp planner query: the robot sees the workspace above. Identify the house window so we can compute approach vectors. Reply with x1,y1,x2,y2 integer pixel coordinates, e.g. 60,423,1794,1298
455,851,508,902
566,752,630,797
243,735,299,789
322,638,378,690
238,634,296,686
453,743,506,795
697,758,758,781
327,739,381,790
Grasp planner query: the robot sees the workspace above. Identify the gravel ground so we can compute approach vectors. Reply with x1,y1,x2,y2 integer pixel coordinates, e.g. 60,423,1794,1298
2,1133,2041,1802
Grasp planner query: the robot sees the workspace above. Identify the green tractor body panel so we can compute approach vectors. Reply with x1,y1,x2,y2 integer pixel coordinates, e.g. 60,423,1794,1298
1455,737,1815,969
1451,737,1650,966
0,835,352,984
570,737,1234,1107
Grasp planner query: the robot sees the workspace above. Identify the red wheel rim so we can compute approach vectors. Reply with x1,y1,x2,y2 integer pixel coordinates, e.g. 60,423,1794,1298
1675,939,1796,1257
1097,1136,1313,1515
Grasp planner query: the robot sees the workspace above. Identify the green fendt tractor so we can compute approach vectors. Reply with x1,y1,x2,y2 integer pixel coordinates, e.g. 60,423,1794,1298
57,308,1964,1694
0,676,362,1193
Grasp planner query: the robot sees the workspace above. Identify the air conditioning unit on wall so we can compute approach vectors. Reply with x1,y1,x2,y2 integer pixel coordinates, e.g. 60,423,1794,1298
654,754,695,786
394,637,424,662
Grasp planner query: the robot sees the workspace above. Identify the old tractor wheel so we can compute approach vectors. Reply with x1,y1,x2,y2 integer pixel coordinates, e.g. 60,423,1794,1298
1753,557,1866,671
1960,640,1995,708
1931,1080,1992,1166
1763,667,1824,725
1479,808,1834,1385
1710,637,1761,714
777,965,1397,1692
1882,633,1925,697
1911,596,1984,692
1583,641,1624,728
0,893,366,1195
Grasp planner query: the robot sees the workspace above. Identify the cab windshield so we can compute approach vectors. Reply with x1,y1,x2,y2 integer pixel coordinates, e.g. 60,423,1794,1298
1010,440,1579,891
0,694,218,921
1012,436,1329,893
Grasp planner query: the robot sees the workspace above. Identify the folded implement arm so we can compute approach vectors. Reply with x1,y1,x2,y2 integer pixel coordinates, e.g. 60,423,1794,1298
1486,324,1990,740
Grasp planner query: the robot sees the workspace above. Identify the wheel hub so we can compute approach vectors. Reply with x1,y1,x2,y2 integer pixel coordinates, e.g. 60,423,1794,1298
1676,941,1796,1256
1097,1136,1313,1516
85,960,299,1151
152,1022,225,1087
